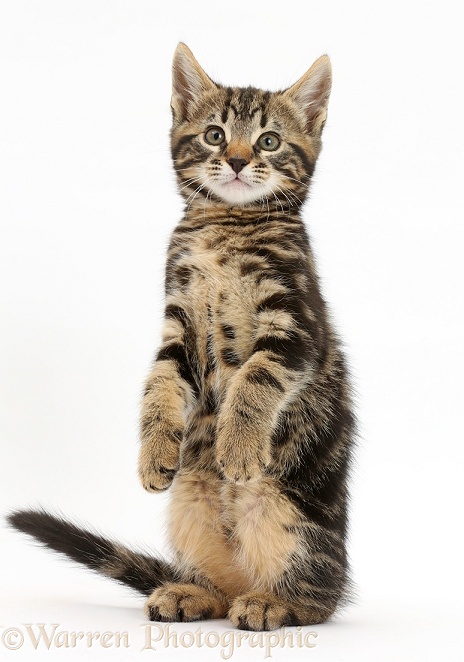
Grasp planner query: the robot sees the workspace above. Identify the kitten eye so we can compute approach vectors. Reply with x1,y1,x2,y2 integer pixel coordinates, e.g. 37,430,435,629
257,132,281,151
204,126,225,146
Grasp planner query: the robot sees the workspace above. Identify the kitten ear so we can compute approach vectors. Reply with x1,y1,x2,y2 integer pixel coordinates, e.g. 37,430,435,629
284,55,332,135
171,43,216,122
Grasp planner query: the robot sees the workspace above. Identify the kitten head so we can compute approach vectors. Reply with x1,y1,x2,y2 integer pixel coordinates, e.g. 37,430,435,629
170,43,331,209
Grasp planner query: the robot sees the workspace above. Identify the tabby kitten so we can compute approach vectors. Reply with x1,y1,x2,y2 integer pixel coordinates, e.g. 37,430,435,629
8,43,355,631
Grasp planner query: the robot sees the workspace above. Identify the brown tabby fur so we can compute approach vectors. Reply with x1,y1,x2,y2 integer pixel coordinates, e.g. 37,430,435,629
8,43,355,631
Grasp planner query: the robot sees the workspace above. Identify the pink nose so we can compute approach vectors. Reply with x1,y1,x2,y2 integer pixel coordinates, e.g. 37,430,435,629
227,157,248,174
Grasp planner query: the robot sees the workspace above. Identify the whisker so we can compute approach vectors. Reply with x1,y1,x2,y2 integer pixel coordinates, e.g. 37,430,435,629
271,190,286,217
276,184,303,207
185,178,212,215
280,173,310,188
274,185,301,213
203,187,213,222
264,194,270,222
179,176,204,192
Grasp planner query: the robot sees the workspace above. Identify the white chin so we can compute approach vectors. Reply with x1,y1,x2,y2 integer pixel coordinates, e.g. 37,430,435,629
210,180,265,206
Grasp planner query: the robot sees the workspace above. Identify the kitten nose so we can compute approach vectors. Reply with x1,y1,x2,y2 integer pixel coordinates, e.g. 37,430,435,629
227,157,248,174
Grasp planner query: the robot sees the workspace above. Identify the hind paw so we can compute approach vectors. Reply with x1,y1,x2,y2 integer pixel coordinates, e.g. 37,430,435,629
229,592,331,630
145,583,227,623
229,593,299,631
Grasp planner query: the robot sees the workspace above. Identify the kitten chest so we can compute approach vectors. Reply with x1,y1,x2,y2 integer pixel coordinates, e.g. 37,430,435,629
181,230,258,384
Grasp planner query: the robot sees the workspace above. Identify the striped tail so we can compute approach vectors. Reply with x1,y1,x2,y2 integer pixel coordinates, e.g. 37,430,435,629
7,509,175,596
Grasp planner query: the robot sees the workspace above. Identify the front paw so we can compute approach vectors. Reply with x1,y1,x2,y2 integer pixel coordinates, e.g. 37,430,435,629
138,433,181,492
216,432,270,484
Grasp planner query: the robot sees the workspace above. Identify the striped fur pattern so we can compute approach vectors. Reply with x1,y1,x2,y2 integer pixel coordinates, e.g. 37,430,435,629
7,44,355,631
7,509,175,595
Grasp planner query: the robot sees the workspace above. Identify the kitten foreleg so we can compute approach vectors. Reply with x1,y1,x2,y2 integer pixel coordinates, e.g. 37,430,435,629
139,310,196,492
215,350,309,483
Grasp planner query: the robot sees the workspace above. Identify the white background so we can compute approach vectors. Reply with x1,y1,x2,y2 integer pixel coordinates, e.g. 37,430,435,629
1,1,463,660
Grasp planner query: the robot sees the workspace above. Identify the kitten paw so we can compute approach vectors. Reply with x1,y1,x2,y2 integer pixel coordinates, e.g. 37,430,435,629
216,438,270,483
145,583,227,622
216,411,271,483
229,593,299,631
139,464,177,492
216,452,267,483
138,434,181,492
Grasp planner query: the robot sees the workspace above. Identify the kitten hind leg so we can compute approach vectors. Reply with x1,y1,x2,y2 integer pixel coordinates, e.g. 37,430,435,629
227,479,345,630
168,470,250,599
145,468,238,623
